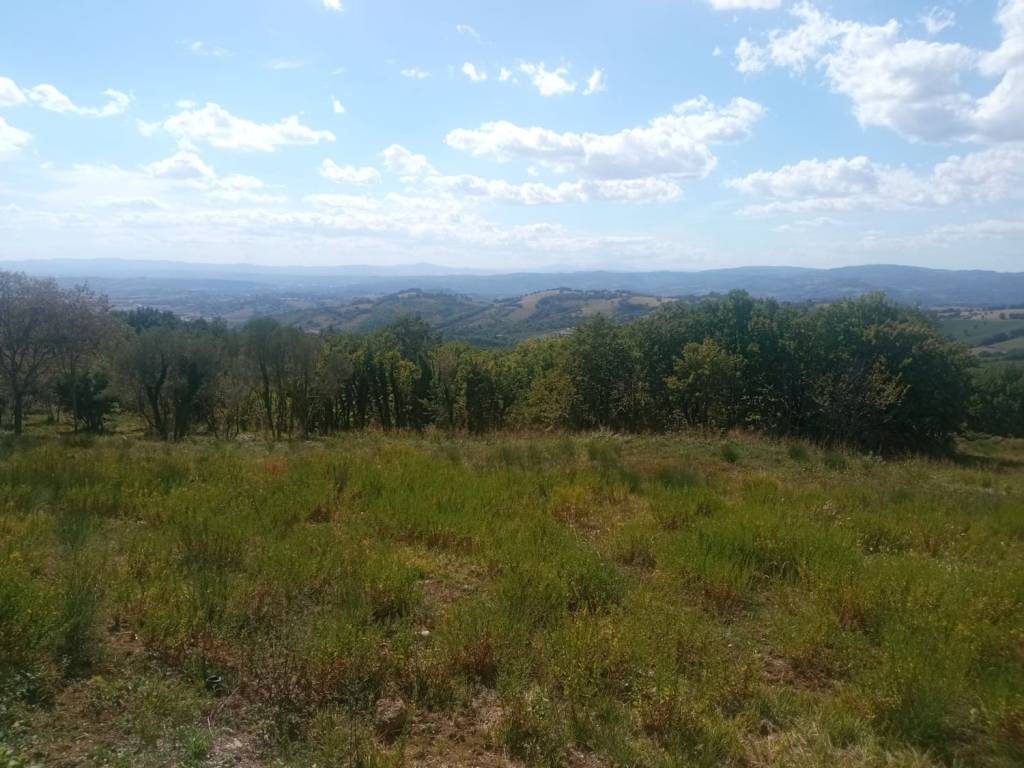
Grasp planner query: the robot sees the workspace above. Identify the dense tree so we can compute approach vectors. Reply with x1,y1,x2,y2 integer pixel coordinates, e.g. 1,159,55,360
970,365,1024,437
0,273,65,434
666,340,744,430
118,323,225,441
54,372,116,433
53,286,113,432
0,269,996,453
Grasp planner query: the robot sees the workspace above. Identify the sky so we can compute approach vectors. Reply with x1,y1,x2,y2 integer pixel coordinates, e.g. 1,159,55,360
1,0,1023,272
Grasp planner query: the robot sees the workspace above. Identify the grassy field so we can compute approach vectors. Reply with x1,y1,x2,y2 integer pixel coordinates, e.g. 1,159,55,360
1,430,1023,767
939,315,1024,349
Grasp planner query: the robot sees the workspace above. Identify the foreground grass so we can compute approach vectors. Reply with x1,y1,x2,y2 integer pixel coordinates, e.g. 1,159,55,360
1,431,1022,767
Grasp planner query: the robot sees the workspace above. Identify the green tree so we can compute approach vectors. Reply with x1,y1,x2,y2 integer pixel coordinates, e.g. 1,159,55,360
970,364,1024,437
0,272,65,434
666,339,744,430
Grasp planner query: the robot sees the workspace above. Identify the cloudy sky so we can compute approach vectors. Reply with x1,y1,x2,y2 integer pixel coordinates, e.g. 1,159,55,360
1,0,1023,271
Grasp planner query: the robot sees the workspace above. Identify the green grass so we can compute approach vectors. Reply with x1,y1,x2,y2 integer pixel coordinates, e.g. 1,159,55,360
1,431,1023,766
940,315,1024,348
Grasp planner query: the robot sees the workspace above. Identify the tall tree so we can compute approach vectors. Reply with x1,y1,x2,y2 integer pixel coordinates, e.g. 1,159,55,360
0,272,64,434
53,285,112,432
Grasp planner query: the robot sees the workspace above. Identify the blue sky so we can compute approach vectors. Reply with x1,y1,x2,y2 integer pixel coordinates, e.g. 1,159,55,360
1,0,1023,271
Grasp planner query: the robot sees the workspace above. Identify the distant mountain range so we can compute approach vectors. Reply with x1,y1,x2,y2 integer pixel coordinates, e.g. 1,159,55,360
3,261,1024,340
3,260,1024,308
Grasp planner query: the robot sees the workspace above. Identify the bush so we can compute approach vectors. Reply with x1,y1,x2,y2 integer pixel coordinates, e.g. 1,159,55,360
719,443,741,464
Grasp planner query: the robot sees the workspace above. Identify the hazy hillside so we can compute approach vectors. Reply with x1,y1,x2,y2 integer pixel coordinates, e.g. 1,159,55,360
6,260,1024,310
274,288,672,344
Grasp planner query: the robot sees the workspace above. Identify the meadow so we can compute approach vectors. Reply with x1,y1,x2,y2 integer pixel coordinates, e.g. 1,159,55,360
1,429,1022,767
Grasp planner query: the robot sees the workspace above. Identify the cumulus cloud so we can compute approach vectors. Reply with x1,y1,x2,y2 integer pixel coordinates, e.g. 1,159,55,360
0,76,27,107
146,151,215,181
27,85,131,117
446,96,764,180
401,68,430,79
728,147,1024,214
320,159,381,184
332,97,346,114
519,63,576,96
461,63,487,82
735,38,768,73
380,144,438,177
5,156,680,269
733,0,1024,143
0,117,31,159
142,150,284,203
153,102,335,151
422,174,681,204
323,0,342,11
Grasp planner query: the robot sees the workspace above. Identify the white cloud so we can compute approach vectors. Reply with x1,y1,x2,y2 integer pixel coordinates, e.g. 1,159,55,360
0,117,31,159
380,144,438,177
28,84,77,113
155,102,335,151
519,62,576,96
921,8,956,35
735,38,768,73
332,97,346,114
728,147,1024,214
981,0,1024,75
0,76,27,107
206,174,284,203
423,174,682,204
0,161,686,268
184,40,228,57
141,151,284,203
735,0,1024,143
498,67,515,83
929,218,1024,242
461,62,487,82
323,0,342,11
583,69,606,95
456,24,482,42
401,68,431,79
707,0,781,9
27,85,131,117
446,96,764,180
146,151,215,181
320,159,381,184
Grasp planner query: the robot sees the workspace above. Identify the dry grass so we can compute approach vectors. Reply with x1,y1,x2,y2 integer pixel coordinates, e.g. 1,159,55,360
1,430,1022,766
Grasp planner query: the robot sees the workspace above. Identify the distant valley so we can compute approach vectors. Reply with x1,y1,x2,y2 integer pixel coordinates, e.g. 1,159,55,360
4,259,1024,347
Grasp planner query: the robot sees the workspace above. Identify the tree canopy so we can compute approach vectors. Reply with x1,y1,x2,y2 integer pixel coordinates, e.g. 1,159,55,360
0,271,998,453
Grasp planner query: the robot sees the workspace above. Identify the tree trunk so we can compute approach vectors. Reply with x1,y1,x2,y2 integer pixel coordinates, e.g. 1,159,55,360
70,361,80,433
12,392,24,435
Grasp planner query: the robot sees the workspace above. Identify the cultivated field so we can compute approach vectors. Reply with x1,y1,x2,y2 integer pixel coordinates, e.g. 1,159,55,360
1,431,1022,767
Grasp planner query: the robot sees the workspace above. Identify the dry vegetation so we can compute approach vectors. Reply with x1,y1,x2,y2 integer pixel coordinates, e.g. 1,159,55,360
1,428,1022,767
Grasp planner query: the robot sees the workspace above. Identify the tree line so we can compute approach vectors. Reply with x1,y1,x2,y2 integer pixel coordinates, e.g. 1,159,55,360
0,270,1020,453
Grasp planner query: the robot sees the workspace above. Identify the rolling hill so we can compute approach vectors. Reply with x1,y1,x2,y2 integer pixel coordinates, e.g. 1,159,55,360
4,260,1024,307
274,288,672,344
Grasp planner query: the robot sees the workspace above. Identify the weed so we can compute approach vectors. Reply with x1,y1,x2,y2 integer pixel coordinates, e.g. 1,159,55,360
823,449,849,471
720,443,741,464
787,443,811,462
0,432,1021,766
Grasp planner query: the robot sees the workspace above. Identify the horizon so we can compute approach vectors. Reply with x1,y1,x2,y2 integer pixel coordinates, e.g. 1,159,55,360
2,257,1024,278
2,1,1024,271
